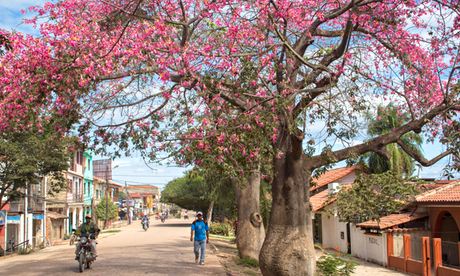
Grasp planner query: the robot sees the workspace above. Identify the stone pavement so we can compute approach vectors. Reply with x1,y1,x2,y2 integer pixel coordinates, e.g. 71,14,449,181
0,218,227,275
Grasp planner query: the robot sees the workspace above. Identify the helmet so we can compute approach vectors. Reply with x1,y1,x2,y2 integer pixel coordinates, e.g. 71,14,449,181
196,211,203,216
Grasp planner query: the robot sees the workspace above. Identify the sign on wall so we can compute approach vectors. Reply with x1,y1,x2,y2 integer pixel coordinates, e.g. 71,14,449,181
7,215,20,224
33,214,44,220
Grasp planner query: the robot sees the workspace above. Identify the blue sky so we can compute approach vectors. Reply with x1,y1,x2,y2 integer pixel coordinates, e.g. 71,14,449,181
1,1,457,185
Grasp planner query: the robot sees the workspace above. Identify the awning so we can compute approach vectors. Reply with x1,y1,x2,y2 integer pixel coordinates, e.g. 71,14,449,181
47,211,68,220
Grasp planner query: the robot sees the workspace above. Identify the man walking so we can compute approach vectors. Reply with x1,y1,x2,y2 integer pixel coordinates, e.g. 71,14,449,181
190,212,209,265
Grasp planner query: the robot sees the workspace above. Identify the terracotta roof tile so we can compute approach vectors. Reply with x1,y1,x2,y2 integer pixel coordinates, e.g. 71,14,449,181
357,212,427,230
310,184,352,212
127,185,159,189
310,190,334,212
416,182,460,203
310,166,358,192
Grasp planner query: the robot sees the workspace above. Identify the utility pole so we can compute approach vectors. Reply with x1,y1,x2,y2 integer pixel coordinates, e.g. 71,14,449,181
24,184,28,248
124,181,131,225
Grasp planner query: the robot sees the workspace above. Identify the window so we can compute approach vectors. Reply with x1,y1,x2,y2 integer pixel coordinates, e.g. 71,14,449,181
76,151,83,165
70,155,75,171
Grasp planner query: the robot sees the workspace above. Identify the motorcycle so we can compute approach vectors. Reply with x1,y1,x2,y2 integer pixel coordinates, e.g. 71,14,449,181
76,234,96,273
141,219,149,231
160,214,166,223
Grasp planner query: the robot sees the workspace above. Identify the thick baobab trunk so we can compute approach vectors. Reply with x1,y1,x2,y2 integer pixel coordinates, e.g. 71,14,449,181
259,133,316,276
235,169,266,261
207,200,214,225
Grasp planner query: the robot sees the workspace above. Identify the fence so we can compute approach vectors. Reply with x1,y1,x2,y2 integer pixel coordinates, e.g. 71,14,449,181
434,238,460,276
387,232,430,276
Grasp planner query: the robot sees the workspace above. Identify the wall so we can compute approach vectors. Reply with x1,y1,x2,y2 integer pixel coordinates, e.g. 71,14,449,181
350,226,388,266
320,207,348,253
350,225,366,259
365,233,387,265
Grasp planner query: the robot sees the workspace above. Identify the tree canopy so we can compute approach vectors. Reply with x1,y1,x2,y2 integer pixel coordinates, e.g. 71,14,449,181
0,130,74,209
362,105,423,177
161,170,235,217
96,197,118,221
1,1,459,274
335,172,419,224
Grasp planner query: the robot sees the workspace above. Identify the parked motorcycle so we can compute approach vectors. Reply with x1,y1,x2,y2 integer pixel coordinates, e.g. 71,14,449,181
76,234,96,273
141,220,149,231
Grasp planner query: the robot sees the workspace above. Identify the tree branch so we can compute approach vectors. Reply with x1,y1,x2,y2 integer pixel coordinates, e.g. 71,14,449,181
397,140,452,166
309,103,456,169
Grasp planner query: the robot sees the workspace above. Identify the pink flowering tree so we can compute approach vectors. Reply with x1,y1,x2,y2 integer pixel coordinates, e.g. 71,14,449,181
1,1,460,275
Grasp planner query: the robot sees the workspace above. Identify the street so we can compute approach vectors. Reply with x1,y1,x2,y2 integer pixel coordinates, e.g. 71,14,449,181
0,219,227,276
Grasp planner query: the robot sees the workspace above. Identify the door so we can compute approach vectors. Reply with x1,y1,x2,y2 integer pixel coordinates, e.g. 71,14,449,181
346,223,351,254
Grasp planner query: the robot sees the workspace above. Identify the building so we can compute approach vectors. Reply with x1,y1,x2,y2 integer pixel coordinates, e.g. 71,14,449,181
65,150,85,233
126,185,160,216
93,177,123,228
93,177,123,205
83,150,94,218
310,166,360,247
1,178,47,253
310,165,360,196
415,182,460,272
45,175,69,244
347,180,460,276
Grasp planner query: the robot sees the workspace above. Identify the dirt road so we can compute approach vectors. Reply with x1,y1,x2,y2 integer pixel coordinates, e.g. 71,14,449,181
0,218,226,275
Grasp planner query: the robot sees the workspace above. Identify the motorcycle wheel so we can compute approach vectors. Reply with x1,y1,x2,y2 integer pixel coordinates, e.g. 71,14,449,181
86,261,91,269
143,225,148,231
78,253,85,273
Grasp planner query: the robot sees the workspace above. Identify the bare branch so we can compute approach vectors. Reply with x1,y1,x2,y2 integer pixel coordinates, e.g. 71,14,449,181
397,140,452,166
309,103,456,169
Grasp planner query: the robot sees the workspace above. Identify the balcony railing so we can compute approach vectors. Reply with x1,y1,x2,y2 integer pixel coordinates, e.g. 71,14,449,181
72,193,84,202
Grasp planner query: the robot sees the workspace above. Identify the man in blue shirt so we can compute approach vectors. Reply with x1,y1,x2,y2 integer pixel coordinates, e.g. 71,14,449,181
190,211,209,265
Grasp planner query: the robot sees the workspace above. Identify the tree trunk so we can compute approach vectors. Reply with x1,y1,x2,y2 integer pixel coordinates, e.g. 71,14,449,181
207,200,214,225
235,169,266,261
259,133,316,276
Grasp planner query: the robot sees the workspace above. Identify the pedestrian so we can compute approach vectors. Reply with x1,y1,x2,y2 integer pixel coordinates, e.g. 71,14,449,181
190,211,209,265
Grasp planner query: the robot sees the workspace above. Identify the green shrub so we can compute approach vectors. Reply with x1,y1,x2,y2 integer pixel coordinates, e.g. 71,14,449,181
316,254,357,276
237,257,259,267
63,233,70,240
209,222,233,236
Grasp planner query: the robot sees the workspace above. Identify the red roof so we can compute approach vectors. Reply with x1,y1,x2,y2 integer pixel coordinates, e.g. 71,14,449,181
310,184,351,212
129,193,142,198
310,189,335,212
416,182,460,204
357,212,428,230
127,185,159,189
93,176,123,187
310,166,358,192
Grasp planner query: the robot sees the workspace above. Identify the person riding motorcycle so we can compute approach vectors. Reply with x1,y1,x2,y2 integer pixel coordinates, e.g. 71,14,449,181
75,214,100,260
141,214,149,228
